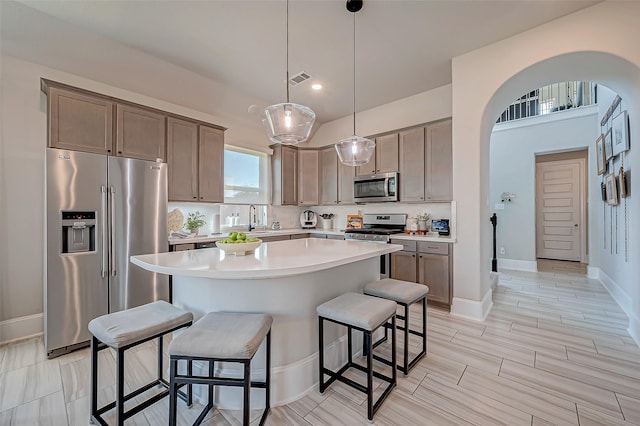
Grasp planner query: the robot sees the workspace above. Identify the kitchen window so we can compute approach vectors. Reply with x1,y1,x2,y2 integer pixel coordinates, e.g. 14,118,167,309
224,146,270,204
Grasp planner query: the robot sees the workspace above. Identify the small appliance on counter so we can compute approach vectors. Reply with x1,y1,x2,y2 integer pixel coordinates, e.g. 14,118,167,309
300,210,317,229
431,219,450,236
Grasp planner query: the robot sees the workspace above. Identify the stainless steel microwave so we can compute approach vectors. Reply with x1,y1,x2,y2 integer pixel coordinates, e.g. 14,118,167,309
353,172,398,203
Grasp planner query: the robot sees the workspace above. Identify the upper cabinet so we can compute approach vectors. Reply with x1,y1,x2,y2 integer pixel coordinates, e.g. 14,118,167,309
167,118,224,202
198,126,225,203
375,133,399,174
298,150,320,206
116,104,166,161
271,145,298,206
47,87,114,155
320,147,338,205
399,127,426,202
356,133,399,176
425,119,452,201
398,119,452,202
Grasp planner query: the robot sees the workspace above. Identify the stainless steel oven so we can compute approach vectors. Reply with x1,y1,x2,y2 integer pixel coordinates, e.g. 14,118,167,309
344,213,406,279
353,172,398,203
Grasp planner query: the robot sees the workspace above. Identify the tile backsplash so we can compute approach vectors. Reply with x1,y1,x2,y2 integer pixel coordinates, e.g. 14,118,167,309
168,201,455,237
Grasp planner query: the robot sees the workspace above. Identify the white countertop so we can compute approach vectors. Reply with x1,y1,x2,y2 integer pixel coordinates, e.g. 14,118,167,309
133,238,403,279
168,228,455,245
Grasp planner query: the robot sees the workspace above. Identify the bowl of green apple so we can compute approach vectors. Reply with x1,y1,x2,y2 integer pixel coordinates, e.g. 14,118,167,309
216,232,262,255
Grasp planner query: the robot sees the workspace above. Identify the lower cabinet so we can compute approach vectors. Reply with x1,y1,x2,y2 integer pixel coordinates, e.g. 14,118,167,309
390,239,452,308
390,251,417,282
260,235,291,242
290,233,310,240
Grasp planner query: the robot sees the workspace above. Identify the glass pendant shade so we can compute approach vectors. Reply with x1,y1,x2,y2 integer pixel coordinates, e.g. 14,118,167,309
335,135,375,166
262,102,316,145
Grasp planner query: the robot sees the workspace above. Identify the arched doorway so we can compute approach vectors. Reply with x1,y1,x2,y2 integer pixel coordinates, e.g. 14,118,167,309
450,2,640,347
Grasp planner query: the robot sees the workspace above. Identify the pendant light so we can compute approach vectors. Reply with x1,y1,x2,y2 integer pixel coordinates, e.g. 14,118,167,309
262,0,316,145
335,0,375,166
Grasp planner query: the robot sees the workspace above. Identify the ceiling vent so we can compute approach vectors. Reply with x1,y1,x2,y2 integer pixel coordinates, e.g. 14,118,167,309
289,71,311,86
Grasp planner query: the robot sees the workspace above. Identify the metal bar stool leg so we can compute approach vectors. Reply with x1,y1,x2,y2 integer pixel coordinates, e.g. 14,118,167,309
403,303,410,375
366,331,374,422
116,348,125,426
157,336,163,382
264,331,271,421
90,336,99,423
169,358,178,426
243,361,251,426
318,317,325,393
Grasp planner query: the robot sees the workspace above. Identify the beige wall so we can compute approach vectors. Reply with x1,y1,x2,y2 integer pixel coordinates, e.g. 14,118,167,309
451,1,640,338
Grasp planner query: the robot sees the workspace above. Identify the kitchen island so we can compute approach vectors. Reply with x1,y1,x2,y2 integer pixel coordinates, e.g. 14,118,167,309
131,238,402,408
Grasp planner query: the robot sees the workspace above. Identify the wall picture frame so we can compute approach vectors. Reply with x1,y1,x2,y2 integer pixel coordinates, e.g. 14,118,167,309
612,110,630,156
595,133,606,175
605,172,618,205
604,128,613,161
619,166,628,198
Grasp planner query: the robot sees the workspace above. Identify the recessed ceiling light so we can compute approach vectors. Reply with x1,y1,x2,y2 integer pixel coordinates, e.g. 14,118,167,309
312,83,323,91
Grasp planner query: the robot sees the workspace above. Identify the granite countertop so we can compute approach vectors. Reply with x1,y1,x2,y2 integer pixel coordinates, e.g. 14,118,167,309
168,228,456,245
133,239,403,279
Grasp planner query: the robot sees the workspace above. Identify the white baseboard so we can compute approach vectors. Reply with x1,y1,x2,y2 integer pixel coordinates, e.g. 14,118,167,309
498,258,537,272
0,313,43,345
594,267,639,344
451,288,493,321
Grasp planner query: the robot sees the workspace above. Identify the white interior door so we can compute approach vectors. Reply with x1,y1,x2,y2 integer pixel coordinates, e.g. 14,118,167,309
536,159,584,261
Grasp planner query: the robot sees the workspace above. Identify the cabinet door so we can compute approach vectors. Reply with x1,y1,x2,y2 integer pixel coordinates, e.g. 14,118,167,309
418,253,450,305
391,251,417,282
355,146,377,176
167,117,198,201
198,126,224,203
425,119,452,201
261,235,291,242
399,127,426,202
48,87,113,154
320,147,338,205
115,104,166,161
375,133,399,173
338,161,355,204
298,150,320,205
281,147,298,205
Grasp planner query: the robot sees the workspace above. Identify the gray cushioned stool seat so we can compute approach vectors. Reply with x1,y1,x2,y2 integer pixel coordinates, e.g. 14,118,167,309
317,292,396,331
364,278,429,304
169,312,273,359
88,300,193,349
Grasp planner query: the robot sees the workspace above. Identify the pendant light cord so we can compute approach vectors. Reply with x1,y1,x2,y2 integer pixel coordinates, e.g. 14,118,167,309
286,0,290,103
352,11,356,135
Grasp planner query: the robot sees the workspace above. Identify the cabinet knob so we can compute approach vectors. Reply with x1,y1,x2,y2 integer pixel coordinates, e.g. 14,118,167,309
193,196,197,199
107,149,111,153
118,151,122,154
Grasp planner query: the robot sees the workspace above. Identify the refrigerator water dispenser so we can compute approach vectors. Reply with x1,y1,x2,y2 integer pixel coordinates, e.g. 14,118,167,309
61,211,96,253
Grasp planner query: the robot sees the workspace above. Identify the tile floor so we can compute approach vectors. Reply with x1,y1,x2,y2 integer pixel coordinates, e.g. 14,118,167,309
1,268,639,425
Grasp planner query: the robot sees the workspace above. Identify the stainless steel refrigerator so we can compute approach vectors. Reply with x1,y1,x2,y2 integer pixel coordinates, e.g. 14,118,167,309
45,148,169,357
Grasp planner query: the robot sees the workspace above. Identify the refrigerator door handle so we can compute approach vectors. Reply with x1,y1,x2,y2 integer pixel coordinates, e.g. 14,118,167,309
109,186,117,277
101,185,108,278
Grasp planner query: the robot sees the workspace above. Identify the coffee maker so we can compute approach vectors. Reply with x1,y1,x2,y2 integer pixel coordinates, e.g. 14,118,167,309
300,210,317,229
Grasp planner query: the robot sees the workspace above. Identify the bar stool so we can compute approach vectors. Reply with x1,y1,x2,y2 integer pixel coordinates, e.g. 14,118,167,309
88,300,193,426
168,312,273,426
317,292,397,422
364,278,428,375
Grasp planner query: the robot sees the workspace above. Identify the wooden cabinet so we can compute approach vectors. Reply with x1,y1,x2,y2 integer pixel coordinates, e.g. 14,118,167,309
398,119,452,202
272,145,298,205
356,133,399,176
320,147,355,205
375,133,399,173
399,127,426,202
116,104,166,161
298,150,320,205
167,118,224,202
47,87,114,155
261,235,291,242
167,118,198,201
390,238,452,308
425,119,452,201
390,251,417,282
198,126,225,203
418,242,451,305
320,147,338,205
290,233,310,240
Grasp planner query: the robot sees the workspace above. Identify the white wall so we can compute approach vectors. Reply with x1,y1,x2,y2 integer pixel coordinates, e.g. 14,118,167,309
451,1,640,342
307,84,452,147
0,55,267,342
490,106,599,263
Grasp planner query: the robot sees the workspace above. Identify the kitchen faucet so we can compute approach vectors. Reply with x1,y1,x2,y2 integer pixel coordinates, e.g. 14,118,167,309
248,204,256,231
